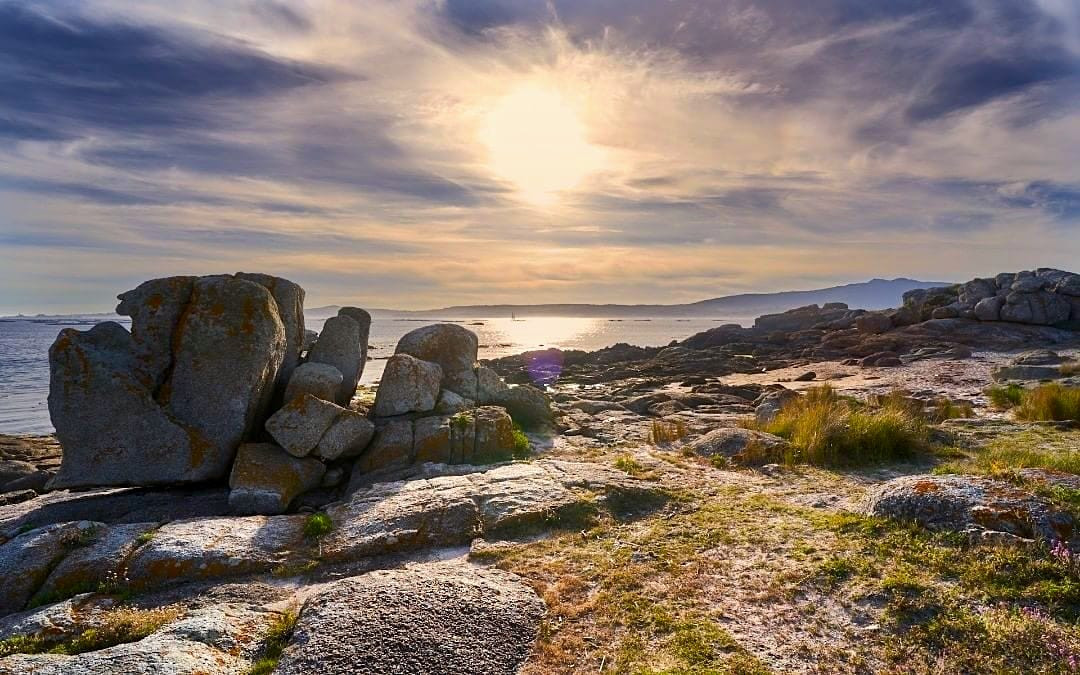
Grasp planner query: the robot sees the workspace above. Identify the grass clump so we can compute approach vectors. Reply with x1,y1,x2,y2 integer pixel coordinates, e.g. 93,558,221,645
0,606,181,657
246,608,299,675
1015,384,1080,422
303,512,333,538
613,454,644,476
511,423,531,459
648,419,688,444
753,385,928,467
986,383,1025,409
932,398,974,422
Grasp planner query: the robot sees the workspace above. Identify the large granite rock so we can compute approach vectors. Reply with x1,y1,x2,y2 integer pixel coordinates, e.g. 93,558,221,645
373,354,442,417
161,275,287,468
275,562,544,675
1000,289,1071,325
863,475,1074,543
396,324,479,398
337,307,371,375
354,419,414,474
228,443,326,515
307,315,362,405
683,428,788,465
476,365,510,405
47,323,208,489
0,521,101,615
314,413,375,461
492,385,553,430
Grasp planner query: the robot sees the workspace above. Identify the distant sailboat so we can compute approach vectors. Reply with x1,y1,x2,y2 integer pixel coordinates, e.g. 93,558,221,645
511,311,524,322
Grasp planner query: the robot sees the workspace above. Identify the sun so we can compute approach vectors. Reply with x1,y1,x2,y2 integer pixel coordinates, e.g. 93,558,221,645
479,83,605,204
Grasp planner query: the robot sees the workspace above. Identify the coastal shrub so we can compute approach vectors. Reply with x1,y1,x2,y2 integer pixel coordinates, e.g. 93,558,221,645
648,419,688,444
247,608,299,675
1015,384,1080,423
986,384,1024,409
614,454,644,476
932,398,975,422
757,385,928,466
511,424,531,459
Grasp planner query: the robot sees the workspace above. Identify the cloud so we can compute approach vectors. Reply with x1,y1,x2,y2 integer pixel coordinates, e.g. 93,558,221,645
0,0,1078,314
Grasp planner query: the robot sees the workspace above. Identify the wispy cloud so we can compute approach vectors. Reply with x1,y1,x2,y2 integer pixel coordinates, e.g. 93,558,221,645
0,0,1078,313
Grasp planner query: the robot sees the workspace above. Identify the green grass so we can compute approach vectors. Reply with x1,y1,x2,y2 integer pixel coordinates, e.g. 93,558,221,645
932,398,974,421
246,608,299,675
752,385,929,467
986,383,1025,409
1015,384,1080,422
0,606,180,657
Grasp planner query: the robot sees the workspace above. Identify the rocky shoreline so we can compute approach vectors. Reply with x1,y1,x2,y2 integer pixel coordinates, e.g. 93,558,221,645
3,268,1080,673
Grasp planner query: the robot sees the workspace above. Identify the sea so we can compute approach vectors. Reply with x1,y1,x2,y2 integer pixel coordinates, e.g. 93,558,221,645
0,314,750,435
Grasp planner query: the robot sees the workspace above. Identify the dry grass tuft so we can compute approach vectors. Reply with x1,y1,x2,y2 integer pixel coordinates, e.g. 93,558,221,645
648,419,688,444
1015,384,1080,423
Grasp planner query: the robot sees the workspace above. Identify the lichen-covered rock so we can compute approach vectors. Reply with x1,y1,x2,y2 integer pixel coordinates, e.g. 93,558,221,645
354,419,414,474
372,354,442,417
274,562,544,675
266,395,346,458
161,275,287,469
1000,290,1071,325
37,522,156,601
493,385,552,430
228,443,325,515
47,323,206,489
0,603,276,674
308,315,362,405
284,363,343,404
414,416,452,464
863,475,1074,543
396,324,479,398
314,412,375,462
473,407,517,463
435,389,472,415
684,428,788,465
115,275,195,390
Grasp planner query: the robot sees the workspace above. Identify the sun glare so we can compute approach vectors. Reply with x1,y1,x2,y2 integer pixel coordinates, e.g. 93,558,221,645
479,83,605,204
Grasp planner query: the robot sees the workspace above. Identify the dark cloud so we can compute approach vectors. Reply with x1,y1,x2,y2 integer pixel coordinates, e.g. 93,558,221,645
0,3,339,138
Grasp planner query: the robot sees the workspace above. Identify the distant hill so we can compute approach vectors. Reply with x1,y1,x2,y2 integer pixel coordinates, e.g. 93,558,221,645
307,278,951,320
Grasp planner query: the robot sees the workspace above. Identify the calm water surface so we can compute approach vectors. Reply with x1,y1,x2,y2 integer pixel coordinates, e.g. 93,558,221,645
0,314,747,434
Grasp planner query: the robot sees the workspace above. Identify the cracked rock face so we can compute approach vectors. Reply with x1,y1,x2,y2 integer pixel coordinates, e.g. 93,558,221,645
863,474,1075,543
276,562,544,675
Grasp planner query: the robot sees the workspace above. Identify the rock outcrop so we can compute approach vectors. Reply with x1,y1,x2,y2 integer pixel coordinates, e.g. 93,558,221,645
396,324,480,398
306,315,363,406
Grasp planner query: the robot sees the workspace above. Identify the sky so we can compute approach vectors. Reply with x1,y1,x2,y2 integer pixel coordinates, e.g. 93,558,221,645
1,0,1079,313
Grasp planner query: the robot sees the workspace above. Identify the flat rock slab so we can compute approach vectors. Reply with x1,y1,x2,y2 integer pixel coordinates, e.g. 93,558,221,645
683,427,788,464
863,474,1075,543
0,603,275,675
276,562,544,675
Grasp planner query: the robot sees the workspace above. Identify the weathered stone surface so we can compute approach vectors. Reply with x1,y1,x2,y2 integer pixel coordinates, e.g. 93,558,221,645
235,272,306,392
314,411,375,462
0,521,101,615
476,365,510,405
37,522,156,601
0,460,39,487
373,354,442,417
354,419,414,474
684,428,788,465
266,394,345,457
493,385,553,430
47,323,204,489
754,389,798,424
0,603,274,674
396,324,479,398
125,515,306,588
228,443,325,515
1000,290,1071,325
283,362,343,404
1014,349,1066,366
0,593,111,643
863,475,1074,543
337,307,372,378
275,562,544,675
991,365,1064,382
115,275,195,390
973,295,1003,321
308,315,362,405
473,407,517,463
414,416,452,465
162,275,287,470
